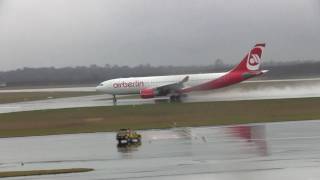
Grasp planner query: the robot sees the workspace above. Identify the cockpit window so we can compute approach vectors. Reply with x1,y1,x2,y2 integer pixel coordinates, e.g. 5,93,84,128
99,83,104,86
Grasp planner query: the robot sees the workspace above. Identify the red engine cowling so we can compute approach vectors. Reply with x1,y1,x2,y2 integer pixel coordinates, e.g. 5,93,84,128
140,88,156,99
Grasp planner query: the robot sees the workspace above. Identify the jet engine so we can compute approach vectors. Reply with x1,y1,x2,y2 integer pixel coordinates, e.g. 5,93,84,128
140,88,157,99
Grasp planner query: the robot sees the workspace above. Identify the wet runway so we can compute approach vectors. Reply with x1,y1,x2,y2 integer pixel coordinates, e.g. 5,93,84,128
1,78,320,113
1,120,320,179
0,86,95,93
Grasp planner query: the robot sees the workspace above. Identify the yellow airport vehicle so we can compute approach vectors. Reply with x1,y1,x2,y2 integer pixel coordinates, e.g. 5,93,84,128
116,129,141,145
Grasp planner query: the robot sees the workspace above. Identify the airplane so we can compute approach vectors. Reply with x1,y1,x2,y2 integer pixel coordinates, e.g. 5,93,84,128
96,43,267,104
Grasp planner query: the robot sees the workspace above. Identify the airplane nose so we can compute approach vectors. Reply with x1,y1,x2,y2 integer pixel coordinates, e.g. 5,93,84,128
96,84,104,92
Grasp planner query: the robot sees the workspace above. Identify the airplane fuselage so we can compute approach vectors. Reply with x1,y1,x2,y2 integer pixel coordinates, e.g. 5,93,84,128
97,72,226,95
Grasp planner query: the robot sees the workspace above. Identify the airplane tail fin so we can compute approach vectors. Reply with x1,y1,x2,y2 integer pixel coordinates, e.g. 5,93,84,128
182,43,266,93
231,43,266,73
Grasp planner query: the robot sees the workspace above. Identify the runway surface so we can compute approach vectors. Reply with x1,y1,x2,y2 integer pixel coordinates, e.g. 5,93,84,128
0,86,95,93
1,120,320,179
1,78,320,113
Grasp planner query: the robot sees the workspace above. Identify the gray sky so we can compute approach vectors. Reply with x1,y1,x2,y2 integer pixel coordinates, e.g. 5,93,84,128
0,0,319,70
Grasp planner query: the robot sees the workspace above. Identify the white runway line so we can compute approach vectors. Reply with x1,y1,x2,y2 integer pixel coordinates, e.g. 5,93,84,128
245,77,320,83
0,106,20,109
0,86,96,93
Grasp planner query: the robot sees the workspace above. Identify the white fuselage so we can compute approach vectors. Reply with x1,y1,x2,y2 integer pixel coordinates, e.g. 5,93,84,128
96,72,227,95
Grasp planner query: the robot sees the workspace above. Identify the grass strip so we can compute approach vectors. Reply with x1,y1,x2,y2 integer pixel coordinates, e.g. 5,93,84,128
0,168,93,178
0,97,320,137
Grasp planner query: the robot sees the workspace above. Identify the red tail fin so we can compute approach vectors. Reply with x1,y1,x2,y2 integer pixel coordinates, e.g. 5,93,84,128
231,43,266,73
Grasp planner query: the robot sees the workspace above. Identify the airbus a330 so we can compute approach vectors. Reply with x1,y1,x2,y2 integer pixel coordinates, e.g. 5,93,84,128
96,43,267,104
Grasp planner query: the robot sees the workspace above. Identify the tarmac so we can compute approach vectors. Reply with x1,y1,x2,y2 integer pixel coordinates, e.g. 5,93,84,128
1,120,320,179
1,78,320,179
1,78,320,113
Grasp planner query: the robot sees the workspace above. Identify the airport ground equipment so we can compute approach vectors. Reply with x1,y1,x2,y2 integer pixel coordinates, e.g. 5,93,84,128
116,129,141,145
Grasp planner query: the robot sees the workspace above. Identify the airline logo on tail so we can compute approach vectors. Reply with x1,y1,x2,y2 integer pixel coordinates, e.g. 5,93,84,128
246,44,264,71
230,43,265,73
247,53,261,70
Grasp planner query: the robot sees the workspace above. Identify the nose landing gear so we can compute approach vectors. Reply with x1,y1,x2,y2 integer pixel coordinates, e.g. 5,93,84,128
112,94,117,105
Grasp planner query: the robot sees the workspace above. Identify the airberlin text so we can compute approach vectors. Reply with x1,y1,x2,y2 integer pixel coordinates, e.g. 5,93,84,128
113,81,144,88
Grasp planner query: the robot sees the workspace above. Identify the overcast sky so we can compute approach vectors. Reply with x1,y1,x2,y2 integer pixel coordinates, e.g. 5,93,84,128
0,0,319,70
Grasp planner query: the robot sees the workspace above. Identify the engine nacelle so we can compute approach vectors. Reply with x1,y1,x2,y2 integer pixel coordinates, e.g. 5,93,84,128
140,88,156,99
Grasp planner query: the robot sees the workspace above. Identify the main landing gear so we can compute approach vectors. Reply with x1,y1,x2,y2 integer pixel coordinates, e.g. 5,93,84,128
170,94,187,103
112,94,117,105
170,95,181,102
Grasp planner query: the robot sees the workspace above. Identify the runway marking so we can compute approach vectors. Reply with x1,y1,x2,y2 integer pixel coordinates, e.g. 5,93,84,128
0,106,20,109
245,78,320,83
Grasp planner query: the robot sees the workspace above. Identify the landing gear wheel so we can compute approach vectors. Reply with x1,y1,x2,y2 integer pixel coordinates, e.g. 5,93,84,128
112,95,117,105
170,95,182,103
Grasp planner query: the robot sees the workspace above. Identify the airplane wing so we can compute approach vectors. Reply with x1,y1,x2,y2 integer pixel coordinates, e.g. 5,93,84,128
140,76,189,98
155,76,189,95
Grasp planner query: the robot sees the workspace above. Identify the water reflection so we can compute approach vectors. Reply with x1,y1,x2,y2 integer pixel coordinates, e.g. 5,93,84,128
117,142,142,153
115,124,269,160
227,124,268,156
